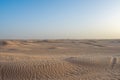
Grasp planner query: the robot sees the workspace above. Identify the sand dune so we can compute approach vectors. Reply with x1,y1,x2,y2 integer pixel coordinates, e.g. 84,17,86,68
0,40,120,80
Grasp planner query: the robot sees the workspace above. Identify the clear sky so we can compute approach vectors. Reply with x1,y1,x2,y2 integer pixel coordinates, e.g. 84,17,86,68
0,0,120,39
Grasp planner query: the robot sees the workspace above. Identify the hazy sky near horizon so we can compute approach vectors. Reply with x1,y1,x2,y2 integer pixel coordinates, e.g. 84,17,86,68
0,0,120,39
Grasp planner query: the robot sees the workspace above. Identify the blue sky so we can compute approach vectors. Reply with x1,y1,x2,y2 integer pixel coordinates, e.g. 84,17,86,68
0,0,120,39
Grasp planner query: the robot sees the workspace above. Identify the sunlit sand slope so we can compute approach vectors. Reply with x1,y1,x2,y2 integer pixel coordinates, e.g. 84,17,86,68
0,53,120,80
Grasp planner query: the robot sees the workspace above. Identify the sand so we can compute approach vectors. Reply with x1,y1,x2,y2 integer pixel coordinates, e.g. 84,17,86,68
0,40,120,80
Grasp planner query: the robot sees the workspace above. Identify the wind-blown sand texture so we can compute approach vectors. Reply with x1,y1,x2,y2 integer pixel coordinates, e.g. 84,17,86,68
0,40,120,80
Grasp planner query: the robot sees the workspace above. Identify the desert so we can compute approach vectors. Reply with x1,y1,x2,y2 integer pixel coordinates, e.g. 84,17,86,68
0,39,120,80
1,0,120,80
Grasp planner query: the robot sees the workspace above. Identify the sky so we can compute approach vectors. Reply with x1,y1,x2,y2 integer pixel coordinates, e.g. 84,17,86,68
0,0,120,39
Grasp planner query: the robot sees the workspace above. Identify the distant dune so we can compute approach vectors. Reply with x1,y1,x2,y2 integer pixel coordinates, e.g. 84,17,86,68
0,40,120,80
